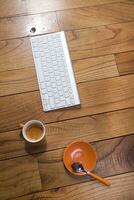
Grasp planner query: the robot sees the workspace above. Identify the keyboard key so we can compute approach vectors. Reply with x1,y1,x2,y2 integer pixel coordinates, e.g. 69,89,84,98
50,73,54,78
53,61,57,65
55,99,59,104
44,93,49,100
49,98,55,108
42,88,47,94
57,81,61,86
66,98,72,105
59,91,64,96
65,92,70,98
45,103,50,111
53,87,58,93
59,101,65,107
40,83,45,89
64,87,68,92
35,63,44,82
55,76,60,81
60,96,65,101
58,85,62,91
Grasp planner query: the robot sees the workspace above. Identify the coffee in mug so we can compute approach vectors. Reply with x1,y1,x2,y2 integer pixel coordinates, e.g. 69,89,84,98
20,120,45,143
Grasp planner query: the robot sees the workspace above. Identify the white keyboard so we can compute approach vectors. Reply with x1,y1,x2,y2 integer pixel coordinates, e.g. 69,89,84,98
30,31,80,112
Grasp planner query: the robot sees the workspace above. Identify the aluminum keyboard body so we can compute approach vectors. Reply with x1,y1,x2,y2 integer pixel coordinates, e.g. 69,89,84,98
30,31,80,112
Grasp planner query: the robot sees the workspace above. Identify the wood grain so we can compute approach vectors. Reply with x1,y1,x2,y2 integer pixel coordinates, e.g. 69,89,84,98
0,0,27,18
73,55,119,83
0,75,134,132
0,37,118,76
0,55,119,96
14,172,134,200
0,156,42,200
0,108,134,160
57,1,134,30
27,0,127,14
0,134,133,200
37,134,134,190
66,21,134,60
0,21,134,72
0,0,127,17
0,12,59,40
0,0,134,199
115,51,134,75
0,67,38,96
0,38,33,72
1,5,134,41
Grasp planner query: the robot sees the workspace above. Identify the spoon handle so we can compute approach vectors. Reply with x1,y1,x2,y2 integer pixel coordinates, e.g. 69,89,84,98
88,171,111,186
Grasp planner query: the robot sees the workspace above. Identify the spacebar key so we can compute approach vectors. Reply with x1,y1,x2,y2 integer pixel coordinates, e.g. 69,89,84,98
35,59,44,83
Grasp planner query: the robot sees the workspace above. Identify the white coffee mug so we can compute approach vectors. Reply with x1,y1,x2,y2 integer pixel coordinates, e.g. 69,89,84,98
20,120,46,143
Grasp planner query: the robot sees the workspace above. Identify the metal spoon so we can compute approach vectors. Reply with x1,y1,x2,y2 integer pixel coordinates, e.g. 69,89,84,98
71,162,111,186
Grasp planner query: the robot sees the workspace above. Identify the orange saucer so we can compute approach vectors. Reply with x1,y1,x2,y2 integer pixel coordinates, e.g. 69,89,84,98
63,141,97,176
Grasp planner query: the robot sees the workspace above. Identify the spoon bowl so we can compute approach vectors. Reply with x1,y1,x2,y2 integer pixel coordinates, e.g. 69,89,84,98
71,162,111,186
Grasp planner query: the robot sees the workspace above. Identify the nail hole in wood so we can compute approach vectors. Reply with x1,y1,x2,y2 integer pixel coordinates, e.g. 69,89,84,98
30,27,36,33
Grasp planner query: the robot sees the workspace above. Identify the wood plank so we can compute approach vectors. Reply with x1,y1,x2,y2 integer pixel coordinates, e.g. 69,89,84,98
115,51,134,75
0,55,119,96
15,172,134,200
1,3,134,41
0,108,134,161
37,134,134,190
0,75,134,132
0,38,34,72
66,21,134,60
0,12,59,40
57,1,134,30
0,157,42,200
0,0,127,17
73,55,119,83
0,67,38,96
0,0,27,18
27,0,127,14
1,134,133,200
0,21,134,72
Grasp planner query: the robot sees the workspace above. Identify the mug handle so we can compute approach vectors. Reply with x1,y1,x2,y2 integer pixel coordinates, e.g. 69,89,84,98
19,123,24,128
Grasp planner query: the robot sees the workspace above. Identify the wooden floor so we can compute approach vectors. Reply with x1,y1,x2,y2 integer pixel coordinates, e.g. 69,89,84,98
0,0,134,199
